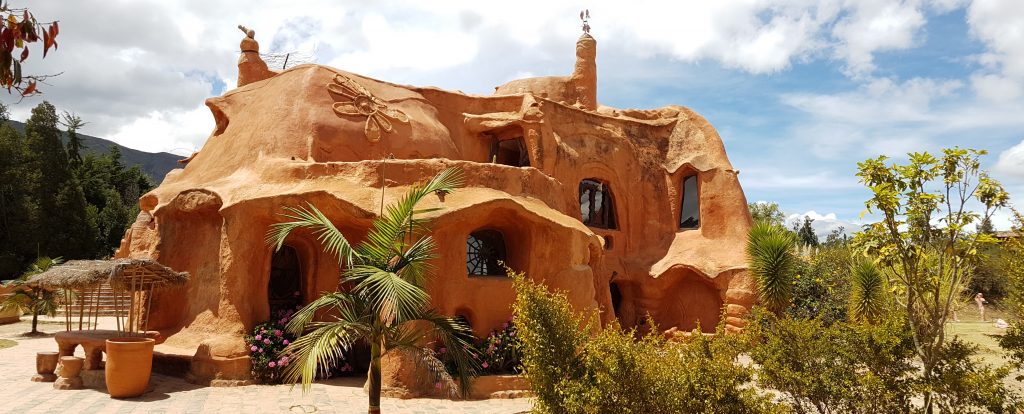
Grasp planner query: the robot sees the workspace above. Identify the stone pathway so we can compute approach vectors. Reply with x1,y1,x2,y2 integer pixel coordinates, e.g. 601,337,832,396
0,319,533,414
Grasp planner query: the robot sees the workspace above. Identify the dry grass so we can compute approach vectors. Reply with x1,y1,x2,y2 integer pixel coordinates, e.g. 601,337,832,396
0,339,15,349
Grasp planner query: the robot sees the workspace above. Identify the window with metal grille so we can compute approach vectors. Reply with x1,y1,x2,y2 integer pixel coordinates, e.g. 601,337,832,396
466,229,508,276
579,179,617,229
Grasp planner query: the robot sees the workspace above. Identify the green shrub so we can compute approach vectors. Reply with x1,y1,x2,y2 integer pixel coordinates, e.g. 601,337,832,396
513,272,782,414
789,246,852,324
931,338,1022,413
747,310,915,413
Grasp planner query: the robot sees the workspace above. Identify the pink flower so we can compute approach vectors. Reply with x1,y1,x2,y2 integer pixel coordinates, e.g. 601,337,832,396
269,361,276,368
435,382,443,390
438,347,447,354
502,322,509,329
263,338,271,345
258,348,264,353
255,334,262,341
274,330,282,337
283,339,290,345
250,345,258,352
279,318,287,324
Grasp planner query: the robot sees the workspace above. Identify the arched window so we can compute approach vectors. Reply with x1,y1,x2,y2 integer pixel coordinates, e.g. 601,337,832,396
579,179,617,229
467,229,508,276
679,175,700,229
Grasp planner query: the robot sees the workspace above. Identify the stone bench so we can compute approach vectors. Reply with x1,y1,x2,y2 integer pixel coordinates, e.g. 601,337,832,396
55,330,164,370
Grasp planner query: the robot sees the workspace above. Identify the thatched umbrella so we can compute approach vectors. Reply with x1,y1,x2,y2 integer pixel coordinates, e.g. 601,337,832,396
28,259,189,334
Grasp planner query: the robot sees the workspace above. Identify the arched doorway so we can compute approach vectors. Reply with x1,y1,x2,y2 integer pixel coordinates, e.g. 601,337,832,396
268,246,304,316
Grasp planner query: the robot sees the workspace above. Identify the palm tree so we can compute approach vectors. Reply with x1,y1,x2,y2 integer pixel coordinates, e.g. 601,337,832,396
267,168,478,414
746,221,798,314
1,256,65,334
848,258,887,323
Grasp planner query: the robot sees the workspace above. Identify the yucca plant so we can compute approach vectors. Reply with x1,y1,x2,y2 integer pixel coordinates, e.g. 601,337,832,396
747,221,798,314
0,256,65,334
849,258,886,323
266,167,478,414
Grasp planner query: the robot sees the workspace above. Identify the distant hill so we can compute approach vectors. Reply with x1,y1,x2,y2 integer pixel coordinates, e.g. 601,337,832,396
5,120,181,184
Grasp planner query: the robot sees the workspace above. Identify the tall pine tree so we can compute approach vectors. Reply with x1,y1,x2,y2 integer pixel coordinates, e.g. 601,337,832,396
24,102,98,260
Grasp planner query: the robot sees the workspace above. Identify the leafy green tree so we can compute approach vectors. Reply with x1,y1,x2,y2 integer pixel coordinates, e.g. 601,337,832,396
854,148,1009,413
1,256,65,333
794,216,820,247
0,103,39,277
749,202,786,227
268,168,478,413
24,102,97,259
747,221,798,314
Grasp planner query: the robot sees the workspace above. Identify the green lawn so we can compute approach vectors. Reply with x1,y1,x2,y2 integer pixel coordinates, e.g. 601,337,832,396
0,339,15,349
945,305,1022,393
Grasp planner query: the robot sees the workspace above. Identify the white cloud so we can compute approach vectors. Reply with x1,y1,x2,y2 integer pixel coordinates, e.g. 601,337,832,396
995,139,1024,177
831,0,927,77
740,168,859,190
967,0,1024,101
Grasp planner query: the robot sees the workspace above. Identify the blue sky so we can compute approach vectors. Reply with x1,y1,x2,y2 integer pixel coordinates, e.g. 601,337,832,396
4,1,1024,234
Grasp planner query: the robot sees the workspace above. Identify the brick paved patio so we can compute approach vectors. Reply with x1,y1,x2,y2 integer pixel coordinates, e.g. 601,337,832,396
0,318,532,414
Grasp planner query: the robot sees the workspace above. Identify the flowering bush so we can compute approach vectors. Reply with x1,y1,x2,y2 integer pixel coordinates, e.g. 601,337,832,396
245,309,297,384
478,317,521,374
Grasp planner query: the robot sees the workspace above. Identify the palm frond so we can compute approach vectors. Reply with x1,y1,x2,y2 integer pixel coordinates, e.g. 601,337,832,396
266,203,357,266
391,235,438,287
284,291,360,336
345,265,430,325
747,221,798,314
281,320,369,393
410,309,481,397
361,167,464,261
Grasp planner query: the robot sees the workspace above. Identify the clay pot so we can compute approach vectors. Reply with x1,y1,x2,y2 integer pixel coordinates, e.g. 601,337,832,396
105,337,155,398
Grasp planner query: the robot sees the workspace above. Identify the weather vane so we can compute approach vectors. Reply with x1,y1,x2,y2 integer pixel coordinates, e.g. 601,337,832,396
580,9,590,34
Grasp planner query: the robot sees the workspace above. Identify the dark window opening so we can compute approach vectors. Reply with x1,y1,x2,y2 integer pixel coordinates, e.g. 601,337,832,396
603,235,613,250
610,283,623,317
679,175,700,229
579,179,617,229
491,137,530,167
269,246,304,315
467,229,508,276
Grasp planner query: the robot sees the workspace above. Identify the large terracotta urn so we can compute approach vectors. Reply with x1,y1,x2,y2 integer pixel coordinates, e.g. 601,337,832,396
105,337,156,398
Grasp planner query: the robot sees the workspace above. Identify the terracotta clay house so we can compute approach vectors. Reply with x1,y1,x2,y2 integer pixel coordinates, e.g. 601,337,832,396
115,25,756,385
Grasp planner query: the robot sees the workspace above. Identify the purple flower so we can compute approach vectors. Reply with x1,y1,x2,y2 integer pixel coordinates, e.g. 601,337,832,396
482,362,489,369
258,348,264,353
502,322,509,329
283,339,290,345
263,338,271,345
269,361,276,368
438,347,447,354
250,345,258,352
274,330,282,337
255,334,262,341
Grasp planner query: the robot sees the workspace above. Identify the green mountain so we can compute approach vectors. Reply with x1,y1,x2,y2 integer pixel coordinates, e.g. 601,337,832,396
6,120,182,183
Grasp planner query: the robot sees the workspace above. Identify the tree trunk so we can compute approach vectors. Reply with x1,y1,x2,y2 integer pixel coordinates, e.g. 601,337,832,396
31,309,39,334
368,341,382,414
